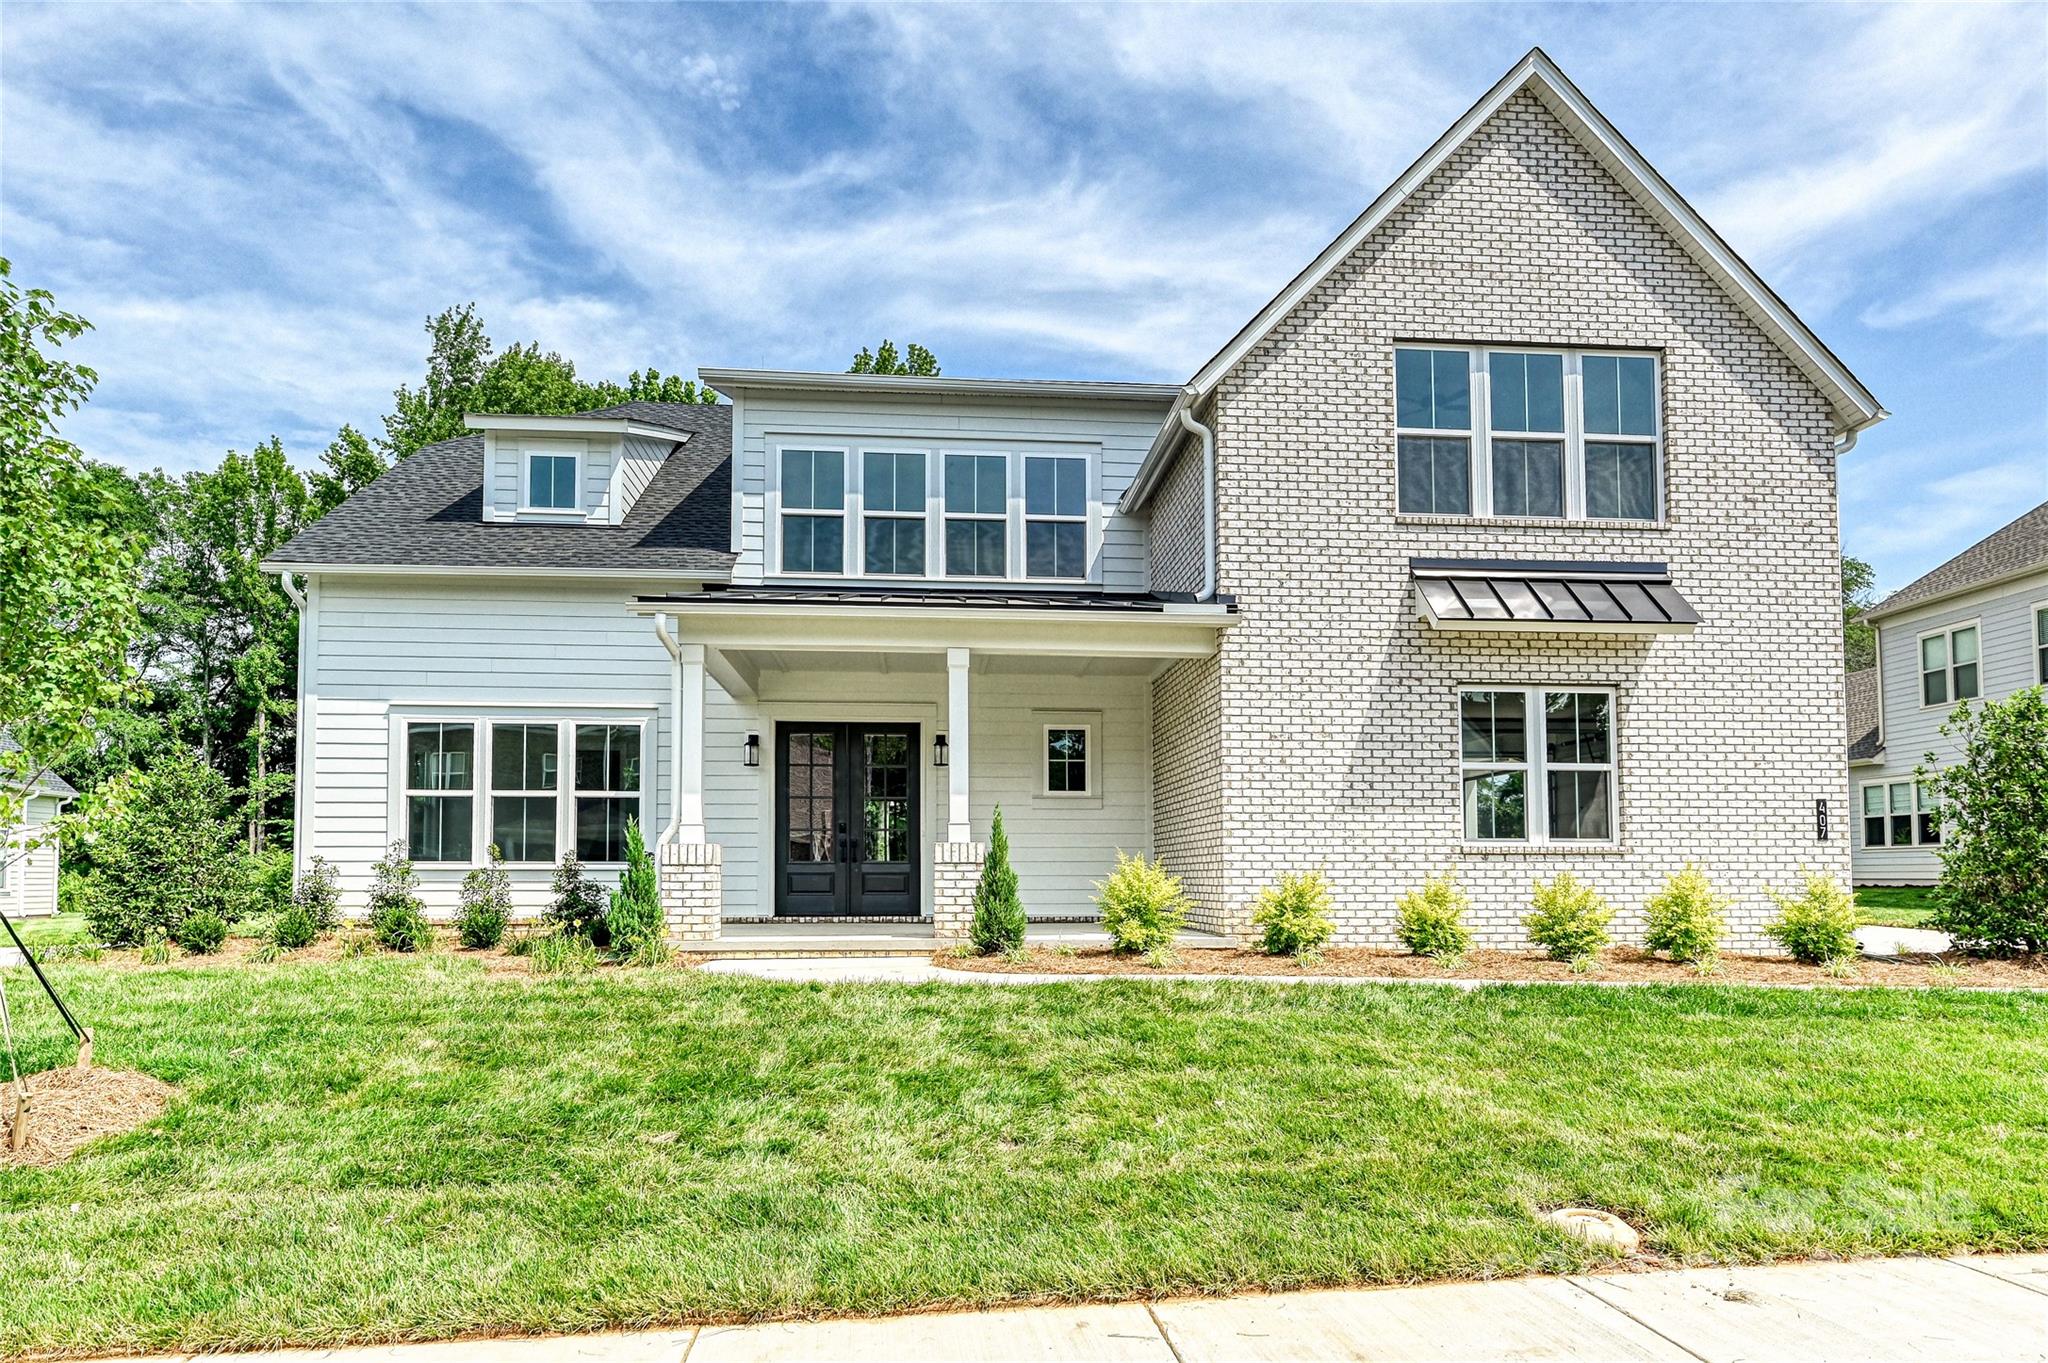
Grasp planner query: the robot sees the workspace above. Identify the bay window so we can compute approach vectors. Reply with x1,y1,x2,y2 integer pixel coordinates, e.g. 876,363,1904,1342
779,448,846,574
1460,687,1615,844
1919,623,1980,706
1396,345,1662,522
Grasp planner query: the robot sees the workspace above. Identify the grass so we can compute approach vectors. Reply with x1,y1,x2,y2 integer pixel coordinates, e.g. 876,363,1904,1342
1856,885,1941,928
0,958,2044,1355
8,910,91,947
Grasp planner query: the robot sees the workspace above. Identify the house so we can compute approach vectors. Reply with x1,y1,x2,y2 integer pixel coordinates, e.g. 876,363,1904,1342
266,49,1885,949
0,729,74,920
1848,502,2048,887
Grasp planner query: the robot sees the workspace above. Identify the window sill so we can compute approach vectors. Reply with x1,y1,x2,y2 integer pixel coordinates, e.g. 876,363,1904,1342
515,508,587,520
1457,842,1628,856
1395,515,1667,532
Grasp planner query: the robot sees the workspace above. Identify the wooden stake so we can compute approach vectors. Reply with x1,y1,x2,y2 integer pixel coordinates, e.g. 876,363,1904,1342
76,1026,93,1071
8,1085,26,1154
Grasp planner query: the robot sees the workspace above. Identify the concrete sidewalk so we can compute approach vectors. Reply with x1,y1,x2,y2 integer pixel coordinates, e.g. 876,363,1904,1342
111,1253,2047,1362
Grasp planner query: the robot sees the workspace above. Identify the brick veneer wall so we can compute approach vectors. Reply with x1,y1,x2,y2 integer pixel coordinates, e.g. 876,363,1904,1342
1148,429,1207,596
932,841,986,942
1184,89,1849,951
1150,654,1234,936
659,842,722,947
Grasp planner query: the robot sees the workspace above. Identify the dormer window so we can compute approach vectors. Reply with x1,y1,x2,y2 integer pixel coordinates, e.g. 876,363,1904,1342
523,444,582,512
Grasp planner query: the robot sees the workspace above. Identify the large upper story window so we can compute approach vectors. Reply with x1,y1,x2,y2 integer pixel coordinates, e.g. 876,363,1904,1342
1396,346,1662,523
780,448,846,574
862,450,928,576
1025,455,1088,579
1459,687,1615,844
945,453,1008,577
1919,623,1979,706
2035,604,2047,684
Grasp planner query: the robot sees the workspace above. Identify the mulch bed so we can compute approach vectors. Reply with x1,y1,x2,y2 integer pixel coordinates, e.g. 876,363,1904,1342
937,945,2048,990
0,1065,177,1167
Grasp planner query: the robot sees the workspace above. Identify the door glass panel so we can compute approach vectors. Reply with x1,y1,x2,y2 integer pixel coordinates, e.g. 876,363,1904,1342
862,732,910,863
785,730,836,863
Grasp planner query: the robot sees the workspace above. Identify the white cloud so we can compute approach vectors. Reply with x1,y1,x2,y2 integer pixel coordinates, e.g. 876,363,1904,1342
1861,257,2048,339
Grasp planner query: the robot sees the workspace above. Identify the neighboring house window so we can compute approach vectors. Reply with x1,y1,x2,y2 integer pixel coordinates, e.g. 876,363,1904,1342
2036,604,2047,684
944,453,1008,577
862,450,927,576
1395,346,1661,522
1861,779,1939,847
1460,688,1615,843
525,450,579,511
1024,455,1088,579
1919,623,1980,706
574,723,641,863
405,722,474,863
490,722,558,863
1044,725,1090,795
780,448,846,574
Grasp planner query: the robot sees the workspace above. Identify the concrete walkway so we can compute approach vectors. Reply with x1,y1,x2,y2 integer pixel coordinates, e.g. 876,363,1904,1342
110,1254,2048,1362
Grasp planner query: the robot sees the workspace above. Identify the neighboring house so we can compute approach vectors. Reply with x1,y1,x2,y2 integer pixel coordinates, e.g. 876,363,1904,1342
1848,502,2048,886
266,50,1885,950
0,729,75,920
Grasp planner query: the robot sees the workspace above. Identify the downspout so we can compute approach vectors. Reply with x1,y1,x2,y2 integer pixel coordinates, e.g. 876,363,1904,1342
1833,428,1860,457
278,572,309,876
653,611,684,846
1174,387,1219,602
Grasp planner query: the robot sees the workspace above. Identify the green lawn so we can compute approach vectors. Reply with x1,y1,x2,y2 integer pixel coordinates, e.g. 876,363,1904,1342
1856,885,1942,928
1,959,2044,1355
8,910,90,947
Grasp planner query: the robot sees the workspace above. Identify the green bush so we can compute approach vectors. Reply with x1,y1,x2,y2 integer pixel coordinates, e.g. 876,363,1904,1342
970,806,1025,955
84,750,246,946
175,910,228,955
1395,871,1473,957
605,821,664,957
269,903,318,951
1927,688,2048,954
1766,870,1859,964
1524,873,1614,962
527,928,599,976
457,845,513,950
245,846,294,918
547,850,609,947
1095,850,1190,955
1251,870,1335,956
292,855,342,932
367,841,432,952
1643,864,1730,964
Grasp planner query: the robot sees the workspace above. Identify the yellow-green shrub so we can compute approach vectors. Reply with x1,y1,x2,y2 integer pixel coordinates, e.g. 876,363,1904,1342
1395,872,1472,957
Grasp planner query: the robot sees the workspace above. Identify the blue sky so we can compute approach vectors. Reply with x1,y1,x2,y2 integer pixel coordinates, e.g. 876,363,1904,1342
4,2,2044,593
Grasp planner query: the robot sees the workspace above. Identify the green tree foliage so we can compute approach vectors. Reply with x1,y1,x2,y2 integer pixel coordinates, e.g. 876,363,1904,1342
605,819,664,958
0,260,145,823
1927,688,2048,954
84,749,246,945
1842,555,1878,673
848,339,940,377
969,806,1025,954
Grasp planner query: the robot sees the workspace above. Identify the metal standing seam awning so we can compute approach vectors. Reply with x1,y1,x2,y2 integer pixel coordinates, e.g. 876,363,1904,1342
1411,558,1701,634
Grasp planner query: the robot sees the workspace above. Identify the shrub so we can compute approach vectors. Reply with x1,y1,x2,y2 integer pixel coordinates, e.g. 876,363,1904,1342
245,846,294,918
269,903,319,951
1926,689,2048,954
84,751,246,946
175,910,228,955
1395,871,1473,958
1095,850,1190,954
1643,864,1730,964
547,851,610,947
528,928,599,976
367,841,432,952
292,855,343,932
604,821,663,958
969,806,1025,955
1251,870,1335,956
457,845,513,950
1524,873,1613,962
1765,870,1859,964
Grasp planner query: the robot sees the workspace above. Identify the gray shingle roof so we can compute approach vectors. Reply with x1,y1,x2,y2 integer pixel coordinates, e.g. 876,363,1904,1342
0,729,77,797
1869,501,2048,620
1846,667,1881,763
266,403,736,575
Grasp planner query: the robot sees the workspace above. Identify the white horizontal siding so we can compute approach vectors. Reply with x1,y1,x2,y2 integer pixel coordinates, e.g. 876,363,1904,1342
1,795,62,917
484,434,620,525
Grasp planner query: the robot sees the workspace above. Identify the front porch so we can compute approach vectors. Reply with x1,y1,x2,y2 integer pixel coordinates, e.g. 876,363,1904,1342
691,918,1238,959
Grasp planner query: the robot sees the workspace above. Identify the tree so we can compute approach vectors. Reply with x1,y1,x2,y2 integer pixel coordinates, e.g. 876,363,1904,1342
83,749,246,945
311,424,385,518
849,339,940,376
969,806,1024,953
1842,555,1877,672
1926,688,2048,954
0,259,145,827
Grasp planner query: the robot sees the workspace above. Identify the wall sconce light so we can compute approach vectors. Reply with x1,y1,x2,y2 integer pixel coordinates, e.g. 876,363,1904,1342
743,733,761,768
933,734,949,767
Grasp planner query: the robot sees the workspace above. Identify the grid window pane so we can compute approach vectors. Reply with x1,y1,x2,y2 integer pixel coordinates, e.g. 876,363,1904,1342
781,449,844,511
491,723,557,792
1460,691,1527,762
492,795,555,863
1585,441,1658,520
575,724,640,792
1952,627,1980,699
1463,770,1526,840
1546,769,1612,841
785,730,836,864
1544,692,1611,764
944,454,1006,514
406,723,474,791
1396,348,1471,430
1583,355,1657,436
1489,352,1564,433
408,794,473,863
1025,457,1087,517
1026,521,1086,578
1491,439,1564,518
864,516,927,575
1397,436,1471,515
945,518,1006,576
576,797,636,863
782,514,844,573
1046,727,1088,793
863,451,925,513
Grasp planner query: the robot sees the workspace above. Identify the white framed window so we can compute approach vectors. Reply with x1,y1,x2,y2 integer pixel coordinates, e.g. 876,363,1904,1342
1043,724,1091,796
1024,455,1088,580
861,449,929,576
573,723,643,863
404,721,475,863
1861,779,1940,848
490,722,558,864
521,441,584,513
1918,622,1980,707
778,446,847,575
2034,602,2047,684
944,452,1008,577
1459,687,1616,844
1396,345,1661,523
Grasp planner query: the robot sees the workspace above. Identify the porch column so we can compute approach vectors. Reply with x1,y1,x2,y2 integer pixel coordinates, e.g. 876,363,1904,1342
947,646,972,842
674,637,706,845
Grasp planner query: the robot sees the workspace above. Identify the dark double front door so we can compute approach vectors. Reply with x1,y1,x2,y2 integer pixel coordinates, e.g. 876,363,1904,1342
775,723,919,917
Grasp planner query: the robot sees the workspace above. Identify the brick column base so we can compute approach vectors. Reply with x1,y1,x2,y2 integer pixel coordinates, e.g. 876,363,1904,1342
660,841,722,948
933,842,986,943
